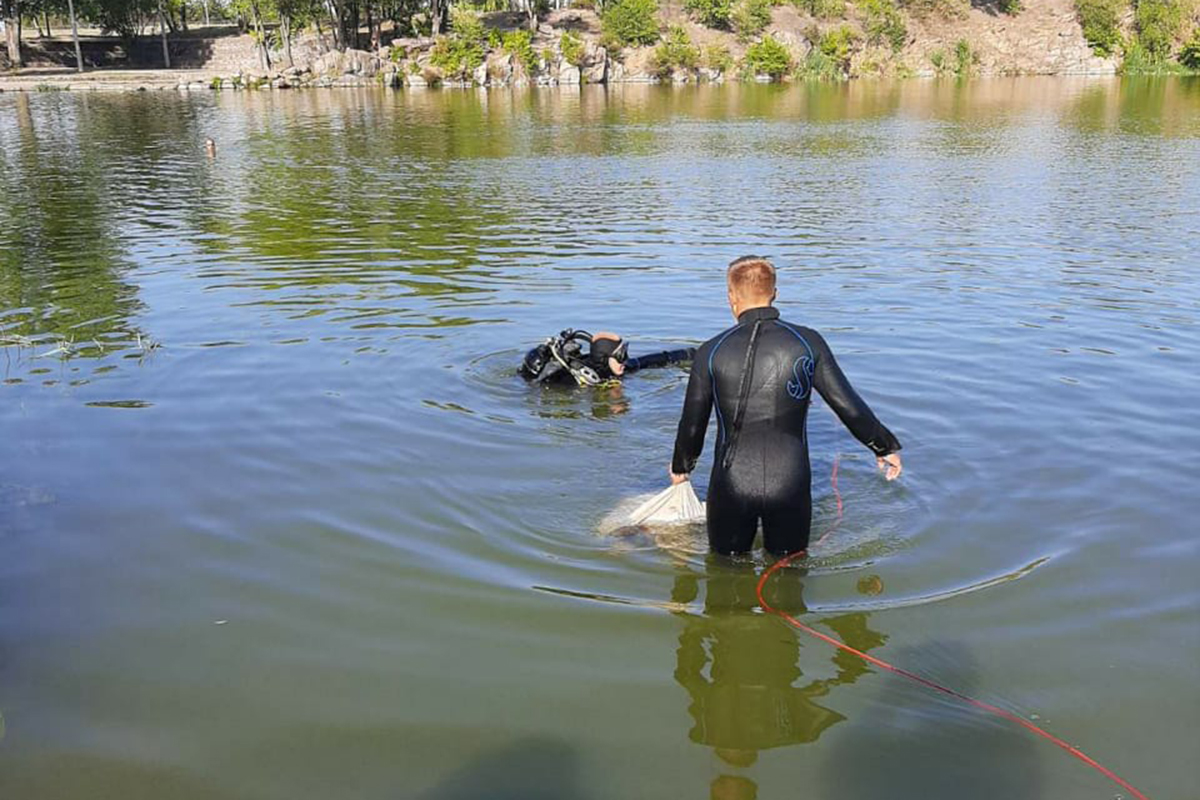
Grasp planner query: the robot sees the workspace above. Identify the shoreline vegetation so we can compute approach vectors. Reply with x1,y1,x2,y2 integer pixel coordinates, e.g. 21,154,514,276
2,0,1198,92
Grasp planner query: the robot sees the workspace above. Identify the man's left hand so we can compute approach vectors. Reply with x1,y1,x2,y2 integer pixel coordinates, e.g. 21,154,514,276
669,469,689,485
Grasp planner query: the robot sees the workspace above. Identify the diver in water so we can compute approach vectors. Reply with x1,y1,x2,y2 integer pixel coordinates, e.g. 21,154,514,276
519,329,695,387
670,256,903,556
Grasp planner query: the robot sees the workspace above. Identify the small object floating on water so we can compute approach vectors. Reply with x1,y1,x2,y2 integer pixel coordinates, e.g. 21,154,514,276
214,620,228,626
204,138,217,157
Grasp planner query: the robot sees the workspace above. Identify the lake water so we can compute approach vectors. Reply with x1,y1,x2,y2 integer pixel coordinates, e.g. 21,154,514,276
1,78,1197,800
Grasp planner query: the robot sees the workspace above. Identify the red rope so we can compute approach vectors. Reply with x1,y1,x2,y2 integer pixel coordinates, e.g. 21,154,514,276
754,457,1150,800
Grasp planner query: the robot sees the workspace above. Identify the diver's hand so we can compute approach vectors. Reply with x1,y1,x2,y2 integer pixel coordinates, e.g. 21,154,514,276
669,469,689,485
876,453,903,481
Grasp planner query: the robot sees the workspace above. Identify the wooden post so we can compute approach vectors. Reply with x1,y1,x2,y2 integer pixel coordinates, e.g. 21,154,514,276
67,0,83,72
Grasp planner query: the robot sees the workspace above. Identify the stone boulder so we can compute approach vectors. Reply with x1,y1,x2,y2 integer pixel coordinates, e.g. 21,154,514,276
558,61,581,85
310,48,381,77
487,53,514,85
581,42,608,84
343,48,379,76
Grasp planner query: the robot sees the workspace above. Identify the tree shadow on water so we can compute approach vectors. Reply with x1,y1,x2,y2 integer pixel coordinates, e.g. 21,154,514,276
418,737,588,800
822,641,1043,800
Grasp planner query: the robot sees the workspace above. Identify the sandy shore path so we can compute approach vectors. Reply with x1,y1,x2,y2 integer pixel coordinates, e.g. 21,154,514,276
0,67,219,92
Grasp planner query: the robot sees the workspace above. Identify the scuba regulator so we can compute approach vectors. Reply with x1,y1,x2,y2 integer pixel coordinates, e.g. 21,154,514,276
519,329,627,387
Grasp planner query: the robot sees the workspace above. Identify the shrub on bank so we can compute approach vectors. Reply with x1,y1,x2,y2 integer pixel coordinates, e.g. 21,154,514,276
430,9,488,79
685,0,735,29
602,0,661,47
819,23,860,69
1076,0,1126,57
1134,0,1185,61
899,0,968,18
732,0,775,40
561,31,586,66
744,33,795,77
502,29,537,71
953,37,978,74
1180,31,1200,69
703,42,735,71
653,26,701,73
795,0,847,18
860,0,908,51
429,8,487,79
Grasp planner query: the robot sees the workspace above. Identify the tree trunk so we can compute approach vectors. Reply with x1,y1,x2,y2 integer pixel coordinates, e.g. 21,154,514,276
282,14,293,66
2,2,22,68
67,0,83,71
203,0,210,26
324,0,342,51
157,0,170,67
41,7,50,37
181,0,187,32
315,15,327,52
430,0,441,35
249,0,269,70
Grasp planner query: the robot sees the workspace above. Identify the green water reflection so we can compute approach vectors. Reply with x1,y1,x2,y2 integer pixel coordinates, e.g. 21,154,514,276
672,560,885,799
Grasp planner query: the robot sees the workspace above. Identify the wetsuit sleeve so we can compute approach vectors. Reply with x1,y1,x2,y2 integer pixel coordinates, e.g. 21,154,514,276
625,348,696,374
671,347,713,474
810,331,901,457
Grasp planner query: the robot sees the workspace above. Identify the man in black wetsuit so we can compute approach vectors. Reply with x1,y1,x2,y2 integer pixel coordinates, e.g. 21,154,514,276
520,329,695,386
670,256,903,556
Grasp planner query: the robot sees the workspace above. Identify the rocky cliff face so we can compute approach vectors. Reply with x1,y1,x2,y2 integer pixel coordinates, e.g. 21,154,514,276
183,0,1126,92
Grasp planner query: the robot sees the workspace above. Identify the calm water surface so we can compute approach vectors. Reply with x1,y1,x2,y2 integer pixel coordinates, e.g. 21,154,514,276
1,78,1198,800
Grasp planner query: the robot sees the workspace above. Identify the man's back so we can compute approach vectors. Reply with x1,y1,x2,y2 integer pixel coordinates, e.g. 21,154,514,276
672,305,900,554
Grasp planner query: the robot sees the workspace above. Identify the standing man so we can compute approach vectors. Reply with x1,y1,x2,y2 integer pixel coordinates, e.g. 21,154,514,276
670,256,903,556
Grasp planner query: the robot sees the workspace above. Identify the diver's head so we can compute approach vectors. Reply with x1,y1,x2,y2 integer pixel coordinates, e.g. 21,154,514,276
727,256,777,320
589,331,628,377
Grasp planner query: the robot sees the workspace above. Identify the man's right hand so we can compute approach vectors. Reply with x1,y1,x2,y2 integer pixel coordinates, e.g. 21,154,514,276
876,453,903,481
669,468,689,485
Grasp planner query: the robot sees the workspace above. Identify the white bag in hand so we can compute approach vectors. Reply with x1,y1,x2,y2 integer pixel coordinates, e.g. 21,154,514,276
626,482,706,526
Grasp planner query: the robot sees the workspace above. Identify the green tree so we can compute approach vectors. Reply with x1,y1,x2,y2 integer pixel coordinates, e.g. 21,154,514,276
1180,29,1200,68
652,24,698,73
859,0,906,51
744,32,793,77
684,0,732,28
560,29,585,65
731,0,771,39
601,0,659,47
1134,0,1184,60
1076,0,1126,56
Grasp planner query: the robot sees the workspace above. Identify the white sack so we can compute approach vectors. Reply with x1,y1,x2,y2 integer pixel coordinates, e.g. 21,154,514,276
626,482,706,526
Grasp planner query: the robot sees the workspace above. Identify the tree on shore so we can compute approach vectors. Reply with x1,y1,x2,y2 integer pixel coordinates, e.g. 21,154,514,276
2,0,22,67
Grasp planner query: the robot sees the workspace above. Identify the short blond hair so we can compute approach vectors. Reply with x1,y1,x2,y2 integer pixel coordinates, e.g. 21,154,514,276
727,256,776,302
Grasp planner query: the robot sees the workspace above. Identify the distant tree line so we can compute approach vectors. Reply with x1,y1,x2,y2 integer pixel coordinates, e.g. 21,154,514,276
1,0,568,70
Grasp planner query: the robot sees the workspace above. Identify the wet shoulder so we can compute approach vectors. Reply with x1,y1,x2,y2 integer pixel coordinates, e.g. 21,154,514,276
771,319,824,357
697,322,745,364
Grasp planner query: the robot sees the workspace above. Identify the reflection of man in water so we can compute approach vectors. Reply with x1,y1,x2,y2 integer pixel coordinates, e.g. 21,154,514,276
671,562,885,800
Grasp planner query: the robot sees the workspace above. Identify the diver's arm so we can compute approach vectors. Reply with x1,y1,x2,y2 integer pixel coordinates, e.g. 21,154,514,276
625,347,696,374
671,349,714,477
810,331,902,461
